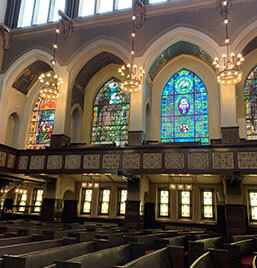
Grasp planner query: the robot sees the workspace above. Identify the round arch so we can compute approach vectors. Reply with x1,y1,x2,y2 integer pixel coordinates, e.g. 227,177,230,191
141,27,221,75
67,38,130,88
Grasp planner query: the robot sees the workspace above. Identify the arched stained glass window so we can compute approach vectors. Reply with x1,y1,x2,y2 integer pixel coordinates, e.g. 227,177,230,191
244,66,257,140
161,69,209,145
27,97,56,149
91,79,130,146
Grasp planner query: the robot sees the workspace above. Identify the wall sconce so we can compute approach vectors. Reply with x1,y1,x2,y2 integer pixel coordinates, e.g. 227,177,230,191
185,184,192,190
169,184,177,190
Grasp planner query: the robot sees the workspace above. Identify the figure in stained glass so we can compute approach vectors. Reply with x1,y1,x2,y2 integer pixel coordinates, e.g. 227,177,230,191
91,79,130,146
27,97,56,149
244,66,257,139
161,69,209,144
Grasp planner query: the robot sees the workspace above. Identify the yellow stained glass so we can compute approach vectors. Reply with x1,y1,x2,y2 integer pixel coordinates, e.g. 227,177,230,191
160,204,169,217
250,192,257,206
102,190,110,202
101,202,109,214
83,202,91,214
203,191,212,205
121,190,127,202
181,204,190,217
119,189,127,215
181,191,190,205
85,189,93,202
204,205,213,218
18,190,27,212
160,190,169,204
250,192,257,220
120,202,126,215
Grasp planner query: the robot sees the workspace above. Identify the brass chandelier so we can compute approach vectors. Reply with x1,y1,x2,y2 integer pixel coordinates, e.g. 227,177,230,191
118,0,145,93
213,0,244,85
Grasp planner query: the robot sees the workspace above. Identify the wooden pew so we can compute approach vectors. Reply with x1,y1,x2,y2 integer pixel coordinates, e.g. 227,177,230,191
0,234,44,247
55,243,145,268
114,246,174,268
188,236,223,265
252,254,257,268
67,231,96,243
124,231,179,250
2,239,110,268
224,238,257,268
0,237,77,256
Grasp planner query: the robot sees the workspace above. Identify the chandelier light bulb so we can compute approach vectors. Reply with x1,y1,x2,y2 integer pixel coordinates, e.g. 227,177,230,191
53,44,58,49
224,19,229,24
223,1,227,6
225,39,229,44
38,71,62,100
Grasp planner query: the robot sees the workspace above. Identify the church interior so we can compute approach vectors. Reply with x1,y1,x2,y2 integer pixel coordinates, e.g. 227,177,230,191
0,0,257,267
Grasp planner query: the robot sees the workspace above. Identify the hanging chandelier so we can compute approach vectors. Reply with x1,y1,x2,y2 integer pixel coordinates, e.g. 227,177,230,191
118,0,145,93
213,0,244,85
38,72,63,100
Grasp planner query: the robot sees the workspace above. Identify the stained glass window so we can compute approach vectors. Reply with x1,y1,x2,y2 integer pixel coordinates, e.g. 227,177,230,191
32,189,44,213
118,189,127,215
91,79,130,146
179,190,192,218
17,190,27,212
161,69,209,145
249,191,257,221
244,66,257,140
159,189,169,217
99,188,111,215
27,97,56,149
201,190,215,220
81,189,93,214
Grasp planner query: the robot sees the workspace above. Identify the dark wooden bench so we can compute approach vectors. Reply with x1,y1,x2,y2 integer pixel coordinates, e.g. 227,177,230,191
224,238,257,268
189,249,231,268
0,237,77,256
2,239,110,268
0,234,44,247
67,231,96,243
189,236,223,264
124,231,179,250
55,242,145,268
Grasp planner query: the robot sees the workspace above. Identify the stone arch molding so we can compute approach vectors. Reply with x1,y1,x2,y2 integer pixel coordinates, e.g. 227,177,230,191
232,20,257,53
141,27,222,75
67,38,130,88
2,49,62,100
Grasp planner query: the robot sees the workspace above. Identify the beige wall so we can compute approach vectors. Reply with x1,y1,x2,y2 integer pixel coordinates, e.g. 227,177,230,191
77,181,127,219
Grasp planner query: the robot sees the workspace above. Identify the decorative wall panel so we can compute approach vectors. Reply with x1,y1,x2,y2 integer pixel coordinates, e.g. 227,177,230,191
212,152,234,169
165,152,184,169
102,154,120,169
188,152,209,169
30,155,45,170
122,153,140,169
47,155,63,170
0,152,6,167
65,155,81,169
18,156,28,170
7,154,16,169
238,152,257,169
143,153,162,169
84,154,100,169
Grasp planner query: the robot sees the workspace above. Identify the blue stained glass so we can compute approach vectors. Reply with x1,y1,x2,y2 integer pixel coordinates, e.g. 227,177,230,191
244,66,257,140
161,69,209,145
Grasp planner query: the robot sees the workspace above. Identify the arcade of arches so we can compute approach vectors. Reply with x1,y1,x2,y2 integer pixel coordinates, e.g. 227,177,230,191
0,0,257,236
